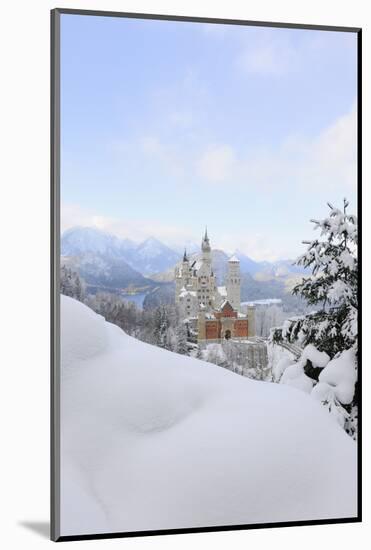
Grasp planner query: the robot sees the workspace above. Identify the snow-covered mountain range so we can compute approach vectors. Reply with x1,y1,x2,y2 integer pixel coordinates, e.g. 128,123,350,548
62,227,181,276
61,227,307,304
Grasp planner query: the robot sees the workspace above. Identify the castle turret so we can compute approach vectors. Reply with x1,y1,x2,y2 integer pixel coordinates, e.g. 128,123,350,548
175,249,190,305
226,255,241,311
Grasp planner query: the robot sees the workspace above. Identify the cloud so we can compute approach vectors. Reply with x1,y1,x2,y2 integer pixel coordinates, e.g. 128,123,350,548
110,101,356,216
236,31,298,77
121,98,357,192
61,202,200,249
195,102,356,191
61,203,107,233
214,232,288,263
238,43,295,76
311,102,357,186
197,144,237,183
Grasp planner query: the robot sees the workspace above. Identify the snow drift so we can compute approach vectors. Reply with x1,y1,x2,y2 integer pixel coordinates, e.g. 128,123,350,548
60,296,357,536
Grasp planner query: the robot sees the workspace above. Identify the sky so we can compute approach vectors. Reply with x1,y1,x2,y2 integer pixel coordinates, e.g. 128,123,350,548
60,14,358,261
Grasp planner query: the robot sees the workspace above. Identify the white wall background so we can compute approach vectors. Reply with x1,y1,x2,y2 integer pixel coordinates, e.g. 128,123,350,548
0,0,369,548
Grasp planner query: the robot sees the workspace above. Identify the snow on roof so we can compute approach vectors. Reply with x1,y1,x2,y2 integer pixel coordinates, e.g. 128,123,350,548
217,286,227,297
228,255,240,262
179,288,197,298
193,260,202,272
220,300,233,311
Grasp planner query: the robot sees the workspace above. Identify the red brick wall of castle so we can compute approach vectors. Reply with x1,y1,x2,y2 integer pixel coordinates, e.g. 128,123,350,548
205,321,220,339
234,319,249,337
204,318,248,340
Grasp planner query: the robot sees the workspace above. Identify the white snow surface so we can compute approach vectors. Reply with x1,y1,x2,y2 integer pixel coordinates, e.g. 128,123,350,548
280,363,315,394
301,344,330,369
60,296,357,536
318,348,357,405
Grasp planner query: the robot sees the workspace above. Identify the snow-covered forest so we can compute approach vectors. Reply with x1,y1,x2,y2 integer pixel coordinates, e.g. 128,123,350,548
61,266,189,352
60,271,272,381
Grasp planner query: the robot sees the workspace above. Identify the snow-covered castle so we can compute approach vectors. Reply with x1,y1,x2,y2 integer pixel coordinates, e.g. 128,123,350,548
175,229,255,343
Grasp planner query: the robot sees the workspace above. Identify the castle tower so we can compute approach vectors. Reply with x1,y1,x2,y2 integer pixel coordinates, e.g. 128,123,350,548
226,256,241,311
247,304,256,337
182,249,189,273
175,249,190,304
201,227,212,270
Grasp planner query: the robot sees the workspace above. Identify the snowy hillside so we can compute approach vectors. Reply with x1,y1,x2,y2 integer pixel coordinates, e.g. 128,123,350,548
133,237,181,275
60,296,357,537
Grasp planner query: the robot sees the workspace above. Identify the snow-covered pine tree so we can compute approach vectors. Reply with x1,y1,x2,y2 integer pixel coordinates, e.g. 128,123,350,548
195,347,203,360
73,272,85,301
60,265,86,301
272,199,357,358
154,306,170,349
269,199,358,438
175,322,188,355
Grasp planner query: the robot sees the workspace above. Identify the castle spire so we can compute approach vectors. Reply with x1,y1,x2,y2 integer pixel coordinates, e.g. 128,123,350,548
183,248,188,262
201,227,211,254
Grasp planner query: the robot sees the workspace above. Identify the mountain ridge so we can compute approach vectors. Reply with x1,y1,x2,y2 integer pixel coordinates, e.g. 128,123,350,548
61,226,304,277
61,227,308,310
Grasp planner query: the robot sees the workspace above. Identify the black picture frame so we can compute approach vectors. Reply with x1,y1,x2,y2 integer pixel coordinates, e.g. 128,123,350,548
51,8,362,542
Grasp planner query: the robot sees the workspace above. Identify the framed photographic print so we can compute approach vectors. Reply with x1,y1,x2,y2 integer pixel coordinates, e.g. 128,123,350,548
51,8,361,542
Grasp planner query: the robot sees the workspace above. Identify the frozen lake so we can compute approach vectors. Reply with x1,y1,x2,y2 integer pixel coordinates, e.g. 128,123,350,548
121,292,147,309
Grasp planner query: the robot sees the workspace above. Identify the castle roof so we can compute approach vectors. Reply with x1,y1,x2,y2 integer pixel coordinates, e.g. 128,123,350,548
220,300,234,312
228,255,240,263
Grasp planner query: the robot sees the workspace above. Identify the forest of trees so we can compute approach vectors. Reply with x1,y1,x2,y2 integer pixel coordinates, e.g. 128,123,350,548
60,264,189,355
60,265,267,376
